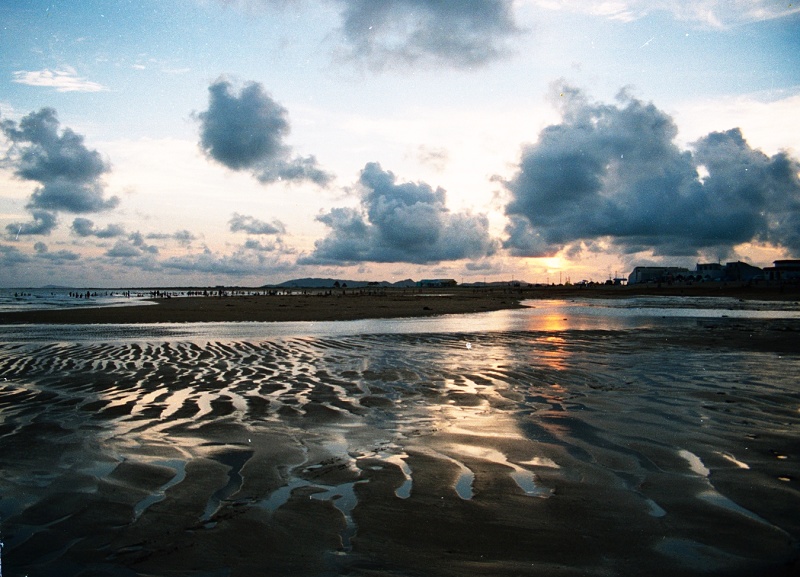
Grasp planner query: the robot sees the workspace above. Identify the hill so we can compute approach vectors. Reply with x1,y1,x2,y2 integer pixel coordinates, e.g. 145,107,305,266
265,278,417,289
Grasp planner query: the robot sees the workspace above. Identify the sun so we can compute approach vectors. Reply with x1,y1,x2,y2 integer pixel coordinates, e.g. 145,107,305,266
541,256,564,270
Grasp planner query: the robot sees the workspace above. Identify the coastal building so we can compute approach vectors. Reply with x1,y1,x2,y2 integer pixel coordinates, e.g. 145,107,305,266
695,263,724,281
628,266,690,284
763,260,800,281
628,261,766,284
724,261,764,282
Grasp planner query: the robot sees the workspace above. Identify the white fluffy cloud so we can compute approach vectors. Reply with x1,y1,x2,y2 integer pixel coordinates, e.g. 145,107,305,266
11,67,108,93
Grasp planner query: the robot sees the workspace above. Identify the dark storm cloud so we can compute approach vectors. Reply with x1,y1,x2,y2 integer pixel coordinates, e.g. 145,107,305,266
502,86,800,258
303,162,497,264
197,79,332,185
335,0,520,68
71,217,126,238
229,212,286,235
1,108,119,213
5,210,58,237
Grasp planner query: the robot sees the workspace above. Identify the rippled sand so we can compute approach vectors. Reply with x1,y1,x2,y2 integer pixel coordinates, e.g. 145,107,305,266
0,323,798,576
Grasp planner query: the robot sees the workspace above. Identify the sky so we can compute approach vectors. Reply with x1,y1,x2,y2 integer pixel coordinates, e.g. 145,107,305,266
1,0,799,288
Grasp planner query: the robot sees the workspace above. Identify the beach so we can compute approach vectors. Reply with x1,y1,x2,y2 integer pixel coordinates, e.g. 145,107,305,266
0,284,798,325
0,289,523,325
0,292,799,576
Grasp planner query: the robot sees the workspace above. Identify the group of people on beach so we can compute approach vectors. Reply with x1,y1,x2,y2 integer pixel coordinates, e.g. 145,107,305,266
69,291,96,299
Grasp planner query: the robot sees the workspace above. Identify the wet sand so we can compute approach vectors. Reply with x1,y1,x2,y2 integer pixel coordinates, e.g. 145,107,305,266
0,290,523,324
1,312,799,576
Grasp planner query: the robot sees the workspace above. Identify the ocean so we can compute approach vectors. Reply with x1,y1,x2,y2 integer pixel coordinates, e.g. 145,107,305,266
0,288,157,314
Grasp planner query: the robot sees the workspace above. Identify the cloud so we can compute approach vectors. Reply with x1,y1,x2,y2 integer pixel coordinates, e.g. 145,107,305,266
5,210,58,237
502,84,800,259
145,230,198,246
161,242,296,276
129,232,159,254
0,243,32,267
304,162,498,264
71,217,126,238
416,145,449,171
197,79,332,185
334,0,520,68
171,230,197,246
12,67,108,92
33,241,80,262
531,0,800,27
229,212,286,235
1,108,119,213
219,0,520,69
243,238,290,252
106,232,159,258
106,239,145,258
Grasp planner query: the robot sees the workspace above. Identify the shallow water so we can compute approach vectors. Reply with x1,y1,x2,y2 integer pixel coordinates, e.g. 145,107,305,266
0,300,799,576
0,288,155,313
3,295,800,343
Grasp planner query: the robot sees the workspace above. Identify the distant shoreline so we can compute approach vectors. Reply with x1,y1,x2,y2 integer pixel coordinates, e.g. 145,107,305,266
0,284,798,325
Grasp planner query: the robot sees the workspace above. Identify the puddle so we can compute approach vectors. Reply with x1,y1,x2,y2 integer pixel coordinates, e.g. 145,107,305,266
645,497,667,518
697,490,772,526
310,481,367,551
718,452,750,469
453,462,475,500
677,450,779,530
259,478,309,513
509,469,550,497
259,477,366,552
132,459,186,520
201,450,253,522
678,449,710,477
449,445,550,498
374,452,413,498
